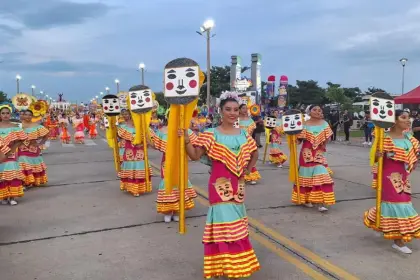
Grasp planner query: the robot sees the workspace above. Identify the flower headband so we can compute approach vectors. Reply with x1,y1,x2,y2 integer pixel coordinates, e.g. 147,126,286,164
0,104,13,113
217,91,242,107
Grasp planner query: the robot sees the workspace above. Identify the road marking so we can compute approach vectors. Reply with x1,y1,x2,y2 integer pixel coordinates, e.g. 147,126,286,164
84,139,97,146
102,138,108,143
45,141,51,148
62,143,75,147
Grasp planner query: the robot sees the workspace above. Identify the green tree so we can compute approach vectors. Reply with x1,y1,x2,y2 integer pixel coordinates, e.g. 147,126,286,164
0,91,10,103
154,91,168,109
199,66,231,104
365,87,387,95
288,80,326,106
326,84,352,111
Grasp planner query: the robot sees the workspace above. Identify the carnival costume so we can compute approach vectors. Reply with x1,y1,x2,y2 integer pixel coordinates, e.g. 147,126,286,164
364,132,420,242
195,127,260,278
0,126,28,201
292,121,335,205
117,124,152,196
151,128,198,217
239,118,261,183
269,121,287,166
73,118,85,144
18,125,49,187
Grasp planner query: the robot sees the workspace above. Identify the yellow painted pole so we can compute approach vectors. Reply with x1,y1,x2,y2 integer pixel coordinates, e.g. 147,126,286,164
375,128,384,228
263,128,269,164
292,135,301,204
142,114,151,192
110,116,121,173
179,105,186,234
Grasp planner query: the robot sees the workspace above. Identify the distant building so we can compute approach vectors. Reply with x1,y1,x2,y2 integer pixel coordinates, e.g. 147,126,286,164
50,93,71,110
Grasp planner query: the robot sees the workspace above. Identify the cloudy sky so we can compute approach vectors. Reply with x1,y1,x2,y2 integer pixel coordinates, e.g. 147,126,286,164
0,0,419,103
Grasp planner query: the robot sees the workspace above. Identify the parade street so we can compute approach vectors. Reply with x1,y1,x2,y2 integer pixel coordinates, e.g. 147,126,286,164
1,134,419,280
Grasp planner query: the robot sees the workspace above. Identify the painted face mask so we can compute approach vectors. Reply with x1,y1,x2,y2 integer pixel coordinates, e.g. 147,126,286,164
264,116,277,129
102,94,121,117
129,88,154,113
370,97,395,124
213,177,234,202
118,92,128,110
233,118,240,128
282,112,303,134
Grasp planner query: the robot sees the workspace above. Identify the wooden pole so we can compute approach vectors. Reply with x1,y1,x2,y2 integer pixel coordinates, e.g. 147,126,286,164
142,114,151,192
109,116,121,173
292,135,301,204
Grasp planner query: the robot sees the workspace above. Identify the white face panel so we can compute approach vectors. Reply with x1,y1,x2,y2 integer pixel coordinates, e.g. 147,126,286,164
282,114,303,132
129,89,153,112
104,117,109,128
264,117,277,129
102,97,121,115
164,66,200,97
370,97,395,123
233,118,239,128
118,93,128,109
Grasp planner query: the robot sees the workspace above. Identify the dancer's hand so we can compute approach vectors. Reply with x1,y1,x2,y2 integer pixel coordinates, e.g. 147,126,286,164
375,151,384,158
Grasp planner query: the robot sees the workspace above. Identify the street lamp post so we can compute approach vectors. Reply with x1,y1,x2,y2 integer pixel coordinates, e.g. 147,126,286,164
197,19,215,109
105,87,110,94
40,91,43,99
400,58,408,95
139,63,145,85
115,79,120,93
31,85,36,96
16,75,21,94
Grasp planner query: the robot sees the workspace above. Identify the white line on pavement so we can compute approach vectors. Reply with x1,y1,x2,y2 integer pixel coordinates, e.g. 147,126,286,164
84,139,97,146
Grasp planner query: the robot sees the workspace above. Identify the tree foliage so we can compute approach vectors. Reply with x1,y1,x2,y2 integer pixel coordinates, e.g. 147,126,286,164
0,91,10,103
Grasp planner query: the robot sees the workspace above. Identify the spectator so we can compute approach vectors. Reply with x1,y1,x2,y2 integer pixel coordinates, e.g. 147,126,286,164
362,112,373,145
329,110,339,141
252,115,264,148
342,109,352,142
411,111,420,142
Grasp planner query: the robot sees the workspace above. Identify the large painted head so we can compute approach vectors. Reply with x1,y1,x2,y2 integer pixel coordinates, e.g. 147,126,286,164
102,94,121,117
164,57,202,105
117,92,128,110
282,109,303,135
128,85,154,114
370,91,395,129
264,116,277,129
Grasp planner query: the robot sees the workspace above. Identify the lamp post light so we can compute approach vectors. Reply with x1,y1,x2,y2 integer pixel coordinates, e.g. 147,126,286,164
16,75,21,94
138,63,145,85
197,19,215,109
400,58,408,95
115,79,120,93
40,91,43,99
31,85,36,96
105,87,110,94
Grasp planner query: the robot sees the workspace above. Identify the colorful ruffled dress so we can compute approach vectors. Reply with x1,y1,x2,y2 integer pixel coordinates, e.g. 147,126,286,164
18,125,49,187
89,118,98,139
117,124,152,196
0,127,28,200
364,133,420,241
151,129,198,214
48,120,59,140
59,120,71,144
268,122,288,165
73,118,85,144
239,118,261,183
195,128,260,279
292,121,335,205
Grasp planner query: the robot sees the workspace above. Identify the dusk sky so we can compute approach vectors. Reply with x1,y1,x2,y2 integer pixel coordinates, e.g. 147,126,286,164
0,0,419,103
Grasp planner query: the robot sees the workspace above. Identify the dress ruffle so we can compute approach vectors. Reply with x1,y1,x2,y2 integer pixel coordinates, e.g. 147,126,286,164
364,202,420,242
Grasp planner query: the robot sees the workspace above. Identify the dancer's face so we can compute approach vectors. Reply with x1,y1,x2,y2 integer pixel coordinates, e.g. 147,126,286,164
0,108,11,121
310,106,322,119
221,101,239,126
396,112,410,130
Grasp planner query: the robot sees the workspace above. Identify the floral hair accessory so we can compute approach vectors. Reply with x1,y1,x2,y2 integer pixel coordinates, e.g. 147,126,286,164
217,91,241,107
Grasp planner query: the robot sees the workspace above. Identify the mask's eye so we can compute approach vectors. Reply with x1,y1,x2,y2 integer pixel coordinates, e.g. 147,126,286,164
294,114,300,120
386,101,393,108
186,72,195,78
372,99,379,106
284,117,290,122
167,74,176,79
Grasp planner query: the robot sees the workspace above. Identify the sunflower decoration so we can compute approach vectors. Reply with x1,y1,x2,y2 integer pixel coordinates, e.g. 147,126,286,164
12,93,33,111
29,100,48,122
250,104,261,116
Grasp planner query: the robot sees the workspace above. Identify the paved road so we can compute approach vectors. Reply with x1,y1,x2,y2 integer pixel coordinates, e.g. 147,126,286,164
1,132,419,280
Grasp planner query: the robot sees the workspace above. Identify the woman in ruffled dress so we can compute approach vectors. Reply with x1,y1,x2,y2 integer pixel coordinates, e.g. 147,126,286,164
181,92,260,279
268,115,287,168
18,109,49,187
150,123,198,223
292,105,335,212
364,110,420,254
239,104,261,185
59,114,71,144
73,114,85,144
88,113,98,139
117,109,152,196
0,105,28,205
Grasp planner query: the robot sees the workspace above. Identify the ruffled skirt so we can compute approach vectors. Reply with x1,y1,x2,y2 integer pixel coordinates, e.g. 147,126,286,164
156,179,197,214
19,155,48,187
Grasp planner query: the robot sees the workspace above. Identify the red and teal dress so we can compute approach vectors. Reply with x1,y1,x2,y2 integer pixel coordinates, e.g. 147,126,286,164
0,127,28,200
239,118,261,183
18,125,49,187
268,121,287,165
117,124,153,196
292,121,335,205
364,132,420,241
195,128,260,279
151,128,198,214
